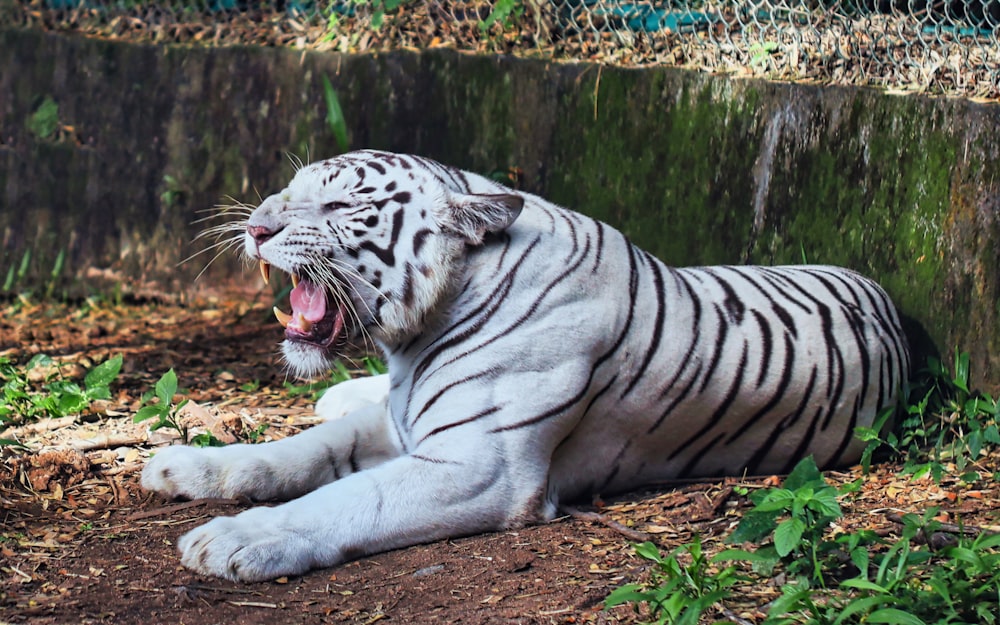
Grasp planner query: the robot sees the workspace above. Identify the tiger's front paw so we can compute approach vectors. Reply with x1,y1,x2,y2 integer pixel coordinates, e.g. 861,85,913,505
178,508,328,582
141,445,271,500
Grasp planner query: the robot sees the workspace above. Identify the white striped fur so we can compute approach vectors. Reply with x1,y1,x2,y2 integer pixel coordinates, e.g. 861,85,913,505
142,150,909,581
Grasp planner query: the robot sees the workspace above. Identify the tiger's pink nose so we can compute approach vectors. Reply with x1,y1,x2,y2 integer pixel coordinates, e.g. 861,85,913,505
247,224,281,246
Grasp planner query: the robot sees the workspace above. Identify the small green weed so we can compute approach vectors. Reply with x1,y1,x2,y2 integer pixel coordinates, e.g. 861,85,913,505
0,353,123,439
134,369,229,447
322,74,349,153
604,537,742,625
133,368,191,441
188,431,226,448
239,379,261,392
2,248,31,292
243,422,270,443
160,174,185,210
26,96,60,140
3,246,71,299
749,41,779,68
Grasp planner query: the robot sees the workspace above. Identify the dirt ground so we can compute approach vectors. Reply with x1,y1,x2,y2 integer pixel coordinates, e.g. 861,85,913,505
2,291,999,625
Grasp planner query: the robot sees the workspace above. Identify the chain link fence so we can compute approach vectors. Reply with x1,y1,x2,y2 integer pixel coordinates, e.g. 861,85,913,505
5,0,1000,99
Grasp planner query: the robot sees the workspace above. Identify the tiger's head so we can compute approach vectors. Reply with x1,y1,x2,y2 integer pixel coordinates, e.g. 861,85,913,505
243,150,524,378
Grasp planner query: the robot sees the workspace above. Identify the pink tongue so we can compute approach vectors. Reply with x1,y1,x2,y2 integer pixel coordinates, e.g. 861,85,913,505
289,280,327,322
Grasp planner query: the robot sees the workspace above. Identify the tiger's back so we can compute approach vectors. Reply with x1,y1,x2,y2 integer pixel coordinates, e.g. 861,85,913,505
389,181,909,502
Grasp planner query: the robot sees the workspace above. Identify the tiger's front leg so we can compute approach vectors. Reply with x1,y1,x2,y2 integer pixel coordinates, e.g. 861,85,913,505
141,389,400,502
173,434,537,582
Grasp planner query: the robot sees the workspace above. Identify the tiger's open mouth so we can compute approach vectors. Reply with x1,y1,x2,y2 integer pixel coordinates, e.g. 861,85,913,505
259,260,349,348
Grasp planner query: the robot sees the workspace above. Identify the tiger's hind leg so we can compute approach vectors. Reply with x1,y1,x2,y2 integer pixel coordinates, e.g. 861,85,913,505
141,386,401,502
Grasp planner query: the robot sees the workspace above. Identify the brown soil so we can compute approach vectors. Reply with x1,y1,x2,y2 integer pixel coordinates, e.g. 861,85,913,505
2,292,999,625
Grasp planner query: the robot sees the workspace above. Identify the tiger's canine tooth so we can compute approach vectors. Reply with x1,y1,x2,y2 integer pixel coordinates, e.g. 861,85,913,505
292,274,300,288
273,306,292,328
260,260,271,285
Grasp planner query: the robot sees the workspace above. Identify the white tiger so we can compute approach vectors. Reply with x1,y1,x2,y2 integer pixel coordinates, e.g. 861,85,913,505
142,150,909,582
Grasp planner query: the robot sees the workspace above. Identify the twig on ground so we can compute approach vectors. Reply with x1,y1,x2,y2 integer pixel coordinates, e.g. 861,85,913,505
70,433,147,451
228,600,280,608
126,497,246,521
95,462,145,476
1,416,77,438
720,606,756,625
560,505,653,543
886,512,993,537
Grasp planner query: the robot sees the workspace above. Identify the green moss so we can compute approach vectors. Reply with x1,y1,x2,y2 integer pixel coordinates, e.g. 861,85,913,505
749,94,957,346
546,67,761,266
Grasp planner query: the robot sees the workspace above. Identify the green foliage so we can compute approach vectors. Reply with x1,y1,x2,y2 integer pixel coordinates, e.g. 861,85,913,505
160,174,185,210
857,350,999,483
361,355,388,376
759,510,1000,625
3,246,71,299
608,490,999,625
365,0,409,30
26,96,60,140
479,0,524,35
322,74,349,153
608,450,999,625
604,537,742,625
749,41,779,68
0,354,123,439
721,457,846,586
188,431,226,448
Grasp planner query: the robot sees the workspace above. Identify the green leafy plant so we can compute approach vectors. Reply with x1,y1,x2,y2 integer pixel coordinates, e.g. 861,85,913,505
857,350,999,483
0,354,123,437
133,368,190,441
243,422,270,443
720,456,846,586
188,431,225,448
605,537,742,625
479,0,524,35
761,510,1000,625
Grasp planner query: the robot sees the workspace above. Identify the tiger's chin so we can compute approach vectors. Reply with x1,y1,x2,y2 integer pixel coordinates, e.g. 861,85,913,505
281,340,338,380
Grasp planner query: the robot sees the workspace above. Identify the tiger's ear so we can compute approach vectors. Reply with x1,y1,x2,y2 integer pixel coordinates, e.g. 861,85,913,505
441,193,524,245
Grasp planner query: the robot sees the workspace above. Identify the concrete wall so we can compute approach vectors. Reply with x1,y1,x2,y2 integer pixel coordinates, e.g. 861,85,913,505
2,28,999,388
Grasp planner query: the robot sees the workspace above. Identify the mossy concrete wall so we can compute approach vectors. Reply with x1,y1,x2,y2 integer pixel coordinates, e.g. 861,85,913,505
2,28,999,389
